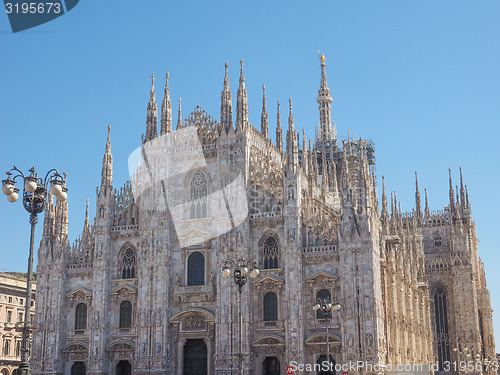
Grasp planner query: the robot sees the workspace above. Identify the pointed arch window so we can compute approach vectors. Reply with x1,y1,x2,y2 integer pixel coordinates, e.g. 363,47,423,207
3,340,10,355
316,289,332,319
434,287,450,370
75,303,87,330
190,171,208,219
263,292,278,321
434,232,442,246
121,247,136,279
262,236,279,269
119,301,132,328
187,251,205,286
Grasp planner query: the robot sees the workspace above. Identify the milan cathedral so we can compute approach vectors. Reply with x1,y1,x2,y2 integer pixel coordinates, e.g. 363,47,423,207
31,55,496,375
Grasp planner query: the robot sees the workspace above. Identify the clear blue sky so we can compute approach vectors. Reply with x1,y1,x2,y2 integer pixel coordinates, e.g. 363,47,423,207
1,0,499,351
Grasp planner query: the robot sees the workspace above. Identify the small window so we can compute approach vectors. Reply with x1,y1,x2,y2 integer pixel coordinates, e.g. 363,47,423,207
8,297,12,303
18,312,23,322
119,301,132,328
7,310,12,323
434,232,442,246
263,292,278,321
75,303,87,330
3,340,10,355
20,298,23,305
187,252,205,286
16,341,21,356
316,289,332,319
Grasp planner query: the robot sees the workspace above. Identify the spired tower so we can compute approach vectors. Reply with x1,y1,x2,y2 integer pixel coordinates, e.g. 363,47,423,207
31,55,495,375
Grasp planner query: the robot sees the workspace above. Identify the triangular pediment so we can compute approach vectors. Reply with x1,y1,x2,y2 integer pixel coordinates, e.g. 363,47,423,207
111,284,137,296
66,287,92,299
306,271,339,284
253,274,285,286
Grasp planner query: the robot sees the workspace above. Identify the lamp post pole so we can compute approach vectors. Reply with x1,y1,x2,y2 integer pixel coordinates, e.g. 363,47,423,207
222,258,259,375
3,166,68,375
313,296,341,374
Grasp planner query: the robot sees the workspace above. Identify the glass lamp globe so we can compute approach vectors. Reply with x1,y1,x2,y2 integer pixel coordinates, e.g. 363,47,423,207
7,189,19,203
222,268,230,278
313,304,321,311
50,181,63,195
2,180,15,195
25,178,38,193
249,268,259,278
326,303,332,309
333,303,341,311
241,267,248,275
56,188,68,202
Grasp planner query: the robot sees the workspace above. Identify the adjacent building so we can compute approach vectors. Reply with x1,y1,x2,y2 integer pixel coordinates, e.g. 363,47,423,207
31,56,496,375
0,272,36,375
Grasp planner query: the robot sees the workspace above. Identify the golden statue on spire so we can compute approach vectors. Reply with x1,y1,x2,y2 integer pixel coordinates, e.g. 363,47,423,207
318,50,326,66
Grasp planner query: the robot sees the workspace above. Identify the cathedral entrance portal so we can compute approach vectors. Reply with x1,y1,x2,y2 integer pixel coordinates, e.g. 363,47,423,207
183,339,207,375
116,360,131,375
262,356,280,375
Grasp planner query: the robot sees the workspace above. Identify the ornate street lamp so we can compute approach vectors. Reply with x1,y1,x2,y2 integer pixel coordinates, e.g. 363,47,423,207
3,166,67,375
221,258,259,375
313,296,341,374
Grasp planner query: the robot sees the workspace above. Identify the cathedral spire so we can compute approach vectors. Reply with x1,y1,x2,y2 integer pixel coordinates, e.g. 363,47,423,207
286,98,298,171
415,172,422,218
459,167,466,208
448,168,455,212
236,59,248,131
220,62,233,133
424,188,430,217
177,98,182,129
145,74,158,143
302,129,308,172
317,52,336,140
382,176,388,217
161,72,172,134
100,125,113,191
276,100,283,151
261,84,269,138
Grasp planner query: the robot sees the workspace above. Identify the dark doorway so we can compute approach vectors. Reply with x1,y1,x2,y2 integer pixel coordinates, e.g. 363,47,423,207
116,360,131,375
183,339,207,375
263,356,280,375
317,355,335,375
71,362,86,375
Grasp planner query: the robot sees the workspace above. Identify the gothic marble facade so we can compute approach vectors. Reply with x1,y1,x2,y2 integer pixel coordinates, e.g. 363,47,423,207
32,57,496,375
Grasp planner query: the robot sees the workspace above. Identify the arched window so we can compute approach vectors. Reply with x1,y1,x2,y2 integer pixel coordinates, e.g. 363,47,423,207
121,248,136,279
119,301,132,328
190,171,208,219
434,287,451,370
71,361,86,375
187,252,205,286
262,356,280,375
3,340,10,355
263,292,278,321
262,236,279,269
15,341,21,357
316,289,332,319
434,232,442,246
75,303,87,330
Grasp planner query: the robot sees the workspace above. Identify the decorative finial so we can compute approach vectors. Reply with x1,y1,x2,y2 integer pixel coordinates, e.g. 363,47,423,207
152,74,155,86
318,50,326,66
107,124,111,136
240,59,244,71
289,98,292,110
166,72,169,83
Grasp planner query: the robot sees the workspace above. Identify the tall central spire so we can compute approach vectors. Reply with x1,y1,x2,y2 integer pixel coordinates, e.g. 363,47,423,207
101,125,113,191
145,74,158,142
236,59,248,131
161,72,172,134
317,52,336,140
220,62,233,133
261,84,269,138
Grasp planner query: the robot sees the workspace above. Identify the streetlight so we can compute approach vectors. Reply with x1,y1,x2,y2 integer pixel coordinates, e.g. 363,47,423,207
3,166,67,375
221,258,259,375
313,296,341,374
